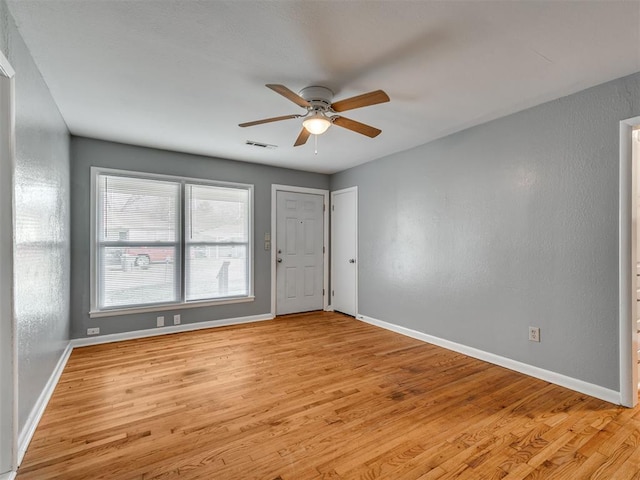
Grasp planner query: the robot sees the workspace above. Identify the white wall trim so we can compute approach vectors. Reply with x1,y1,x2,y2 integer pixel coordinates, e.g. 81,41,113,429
0,51,16,477
71,313,274,348
0,51,15,78
17,343,73,466
357,313,621,406
270,184,330,316
619,116,640,408
89,295,256,319
0,471,16,480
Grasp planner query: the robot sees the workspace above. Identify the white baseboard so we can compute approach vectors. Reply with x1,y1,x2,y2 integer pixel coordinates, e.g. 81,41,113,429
0,470,16,480
356,313,621,405
17,342,73,466
71,313,274,348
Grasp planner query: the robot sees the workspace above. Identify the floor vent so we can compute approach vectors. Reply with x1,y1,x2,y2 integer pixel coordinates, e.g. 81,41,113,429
246,140,277,149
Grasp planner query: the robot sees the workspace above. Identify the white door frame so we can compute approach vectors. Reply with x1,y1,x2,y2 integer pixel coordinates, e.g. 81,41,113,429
0,49,17,475
330,186,358,316
271,185,329,316
619,116,640,407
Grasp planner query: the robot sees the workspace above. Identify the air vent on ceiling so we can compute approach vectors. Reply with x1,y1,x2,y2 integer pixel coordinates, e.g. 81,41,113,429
245,140,277,149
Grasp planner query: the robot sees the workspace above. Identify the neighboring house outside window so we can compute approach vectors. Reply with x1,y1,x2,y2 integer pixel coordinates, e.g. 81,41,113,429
91,168,253,316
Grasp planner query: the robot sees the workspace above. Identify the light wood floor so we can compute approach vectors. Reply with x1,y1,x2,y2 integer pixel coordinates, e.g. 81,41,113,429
17,311,640,479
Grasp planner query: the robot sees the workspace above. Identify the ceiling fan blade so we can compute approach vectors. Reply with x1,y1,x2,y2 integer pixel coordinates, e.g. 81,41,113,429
266,84,311,108
333,116,382,138
294,128,311,147
239,114,300,128
331,90,390,112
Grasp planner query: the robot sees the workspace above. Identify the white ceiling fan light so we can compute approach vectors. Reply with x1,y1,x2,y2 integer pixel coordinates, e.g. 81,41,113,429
302,112,332,135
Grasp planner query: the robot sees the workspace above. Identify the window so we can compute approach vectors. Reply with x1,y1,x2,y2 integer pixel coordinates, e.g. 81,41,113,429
92,169,253,315
185,184,249,301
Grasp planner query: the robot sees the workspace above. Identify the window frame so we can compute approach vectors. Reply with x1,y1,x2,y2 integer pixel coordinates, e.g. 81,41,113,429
90,167,254,318
184,182,252,302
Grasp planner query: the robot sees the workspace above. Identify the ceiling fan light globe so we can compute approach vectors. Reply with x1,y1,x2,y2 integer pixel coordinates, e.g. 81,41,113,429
303,115,331,135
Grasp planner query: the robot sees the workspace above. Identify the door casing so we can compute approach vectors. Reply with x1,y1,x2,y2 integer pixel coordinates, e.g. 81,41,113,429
0,49,17,475
619,116,640,407
271,185,329,317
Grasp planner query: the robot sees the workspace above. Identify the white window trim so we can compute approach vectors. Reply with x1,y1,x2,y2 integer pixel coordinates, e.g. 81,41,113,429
90,167,254,317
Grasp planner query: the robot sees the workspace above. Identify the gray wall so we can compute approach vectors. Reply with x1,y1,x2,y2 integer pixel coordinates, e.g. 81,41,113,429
70,137,329,338
331,72,640,391
0,0,71,443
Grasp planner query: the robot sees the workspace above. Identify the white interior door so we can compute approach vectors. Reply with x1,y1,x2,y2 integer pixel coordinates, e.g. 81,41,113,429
331,187,357,316
276,191,324,315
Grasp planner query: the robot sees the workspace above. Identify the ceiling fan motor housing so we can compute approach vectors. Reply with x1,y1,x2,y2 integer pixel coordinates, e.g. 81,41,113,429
299,86,334,112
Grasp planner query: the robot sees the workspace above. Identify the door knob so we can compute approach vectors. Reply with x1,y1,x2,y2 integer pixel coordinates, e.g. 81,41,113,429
277,258,283,263
349,258,356,263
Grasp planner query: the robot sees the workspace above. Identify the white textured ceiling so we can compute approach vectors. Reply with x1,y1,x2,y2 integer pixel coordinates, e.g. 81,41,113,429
6,1,640,174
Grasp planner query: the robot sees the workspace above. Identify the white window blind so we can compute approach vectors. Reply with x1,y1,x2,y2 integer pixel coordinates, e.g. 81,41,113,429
94,170,253,313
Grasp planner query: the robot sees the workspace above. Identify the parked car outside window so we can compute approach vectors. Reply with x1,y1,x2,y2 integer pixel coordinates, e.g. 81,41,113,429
123,247,174,268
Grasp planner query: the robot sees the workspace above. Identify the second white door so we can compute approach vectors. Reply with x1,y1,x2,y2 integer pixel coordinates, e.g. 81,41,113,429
331,187,357,316
276,191,324,315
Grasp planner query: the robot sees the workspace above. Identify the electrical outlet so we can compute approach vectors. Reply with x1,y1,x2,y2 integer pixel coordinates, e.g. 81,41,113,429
528,326,540,342
173,314,181,325
87,327,100,335
157,316,165,327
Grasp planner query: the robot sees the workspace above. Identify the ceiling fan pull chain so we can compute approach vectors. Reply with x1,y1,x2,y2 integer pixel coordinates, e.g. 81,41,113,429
314,134,318,155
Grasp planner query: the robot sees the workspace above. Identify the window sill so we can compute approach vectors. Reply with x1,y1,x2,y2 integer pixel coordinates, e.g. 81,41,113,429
89,296,255,318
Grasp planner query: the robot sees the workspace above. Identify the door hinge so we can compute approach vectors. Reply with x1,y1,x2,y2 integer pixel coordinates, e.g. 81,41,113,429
332,204,335,211
323,204,326,212
323,246,325,254
323,289,325,296
332,290,335,296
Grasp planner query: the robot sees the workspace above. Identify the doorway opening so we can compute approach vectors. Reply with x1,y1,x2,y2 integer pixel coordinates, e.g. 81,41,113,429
270,185,329,316
620,117,640,407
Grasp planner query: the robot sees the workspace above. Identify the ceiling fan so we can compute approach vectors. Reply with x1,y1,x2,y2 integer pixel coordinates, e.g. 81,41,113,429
239,84,390,147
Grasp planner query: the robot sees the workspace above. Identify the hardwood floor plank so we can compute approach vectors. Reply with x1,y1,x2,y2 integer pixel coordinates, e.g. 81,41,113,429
15,312,640,479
